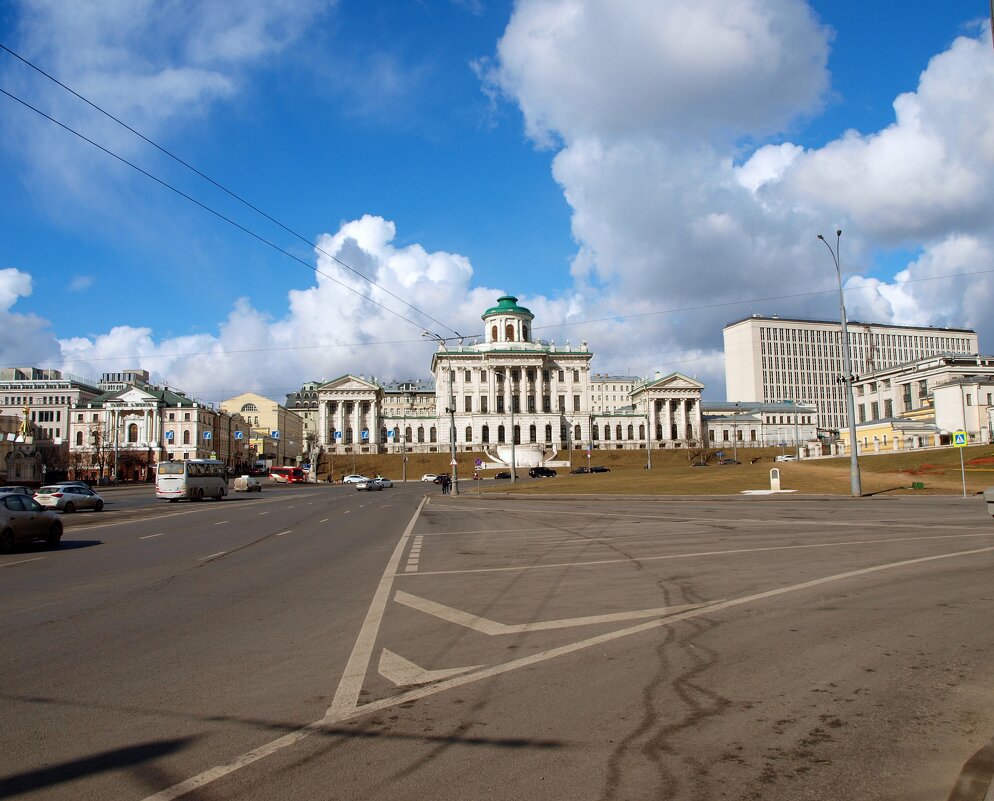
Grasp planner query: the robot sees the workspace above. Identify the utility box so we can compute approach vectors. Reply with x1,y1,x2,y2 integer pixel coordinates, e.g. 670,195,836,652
770,468,781,492
984,487,994,517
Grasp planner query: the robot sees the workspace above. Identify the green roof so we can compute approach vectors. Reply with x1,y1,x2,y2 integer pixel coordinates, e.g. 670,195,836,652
481,295,533,320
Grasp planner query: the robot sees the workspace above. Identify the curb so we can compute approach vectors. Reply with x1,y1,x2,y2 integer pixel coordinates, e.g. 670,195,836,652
947,735,994,801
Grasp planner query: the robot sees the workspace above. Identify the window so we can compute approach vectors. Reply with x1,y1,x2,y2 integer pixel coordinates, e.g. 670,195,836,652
543,395,551,413
491,325,498,340
573,395,581,411
558,395,565,412
465,370,471,382
183,430,191,445
505,324,515,342
480,397,488,413
558,370,565,382
529,424,537,443
465,396,473,412
481,425,490,443
966,394,973,406
241,403,259,412
527,396,535,413
75,431,83,446
573,370,579,382
465,426,472,442
128,423,139,442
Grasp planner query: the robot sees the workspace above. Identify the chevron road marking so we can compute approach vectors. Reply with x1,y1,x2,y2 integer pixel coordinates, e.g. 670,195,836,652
394,589,720,635
378,648,482,687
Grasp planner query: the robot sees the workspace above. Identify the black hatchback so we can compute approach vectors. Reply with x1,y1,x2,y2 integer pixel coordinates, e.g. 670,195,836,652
528,466,557,478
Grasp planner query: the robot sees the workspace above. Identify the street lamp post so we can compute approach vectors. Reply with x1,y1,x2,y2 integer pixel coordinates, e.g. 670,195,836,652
818,229,862,497
644,398,652,469
423,331,461,495
509,376,517,484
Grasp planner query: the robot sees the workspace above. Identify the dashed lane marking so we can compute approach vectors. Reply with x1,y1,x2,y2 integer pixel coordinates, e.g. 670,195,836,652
276,530,292,537
405,535,424,573
198,552,225,561
319,518,329,523
0,557,42,568
213,521,228,526
139,533,166,540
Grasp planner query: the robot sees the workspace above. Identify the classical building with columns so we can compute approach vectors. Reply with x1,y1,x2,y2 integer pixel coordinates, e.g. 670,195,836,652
309,295,706,465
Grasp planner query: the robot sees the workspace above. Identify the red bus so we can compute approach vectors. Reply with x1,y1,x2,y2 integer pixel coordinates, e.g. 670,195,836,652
269,466,306,484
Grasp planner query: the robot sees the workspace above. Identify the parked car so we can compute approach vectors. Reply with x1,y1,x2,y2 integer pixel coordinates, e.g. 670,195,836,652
374,477,394,488
494,471,512,479
0,494,63,553
774,455,797,462
589,466,611,473
355,478,383,491
528,466,557,478
233,475,263,492
34,485,105,513
691,462,710,467
0,486,34,496
570,467,590,474
717,459,741,465
342,475,369,484
421,473,439,482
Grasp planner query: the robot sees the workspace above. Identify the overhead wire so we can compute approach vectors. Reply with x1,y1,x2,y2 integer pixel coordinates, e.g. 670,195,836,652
0,42,461,338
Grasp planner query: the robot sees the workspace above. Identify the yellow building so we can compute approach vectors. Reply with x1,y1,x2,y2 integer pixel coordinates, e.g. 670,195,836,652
219,392,304,466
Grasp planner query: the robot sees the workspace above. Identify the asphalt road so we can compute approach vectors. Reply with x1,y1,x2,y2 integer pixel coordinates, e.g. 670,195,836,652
2,488,993,800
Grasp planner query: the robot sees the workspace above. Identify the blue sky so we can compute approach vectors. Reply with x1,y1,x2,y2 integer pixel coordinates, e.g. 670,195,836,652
1,0,992,404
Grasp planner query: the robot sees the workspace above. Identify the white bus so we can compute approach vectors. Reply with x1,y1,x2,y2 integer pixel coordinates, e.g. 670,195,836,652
155,459,228,502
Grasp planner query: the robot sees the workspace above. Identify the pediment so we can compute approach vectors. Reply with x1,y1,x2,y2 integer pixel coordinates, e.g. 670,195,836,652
642,372,705,391
109,387,157,405
319,374,380,393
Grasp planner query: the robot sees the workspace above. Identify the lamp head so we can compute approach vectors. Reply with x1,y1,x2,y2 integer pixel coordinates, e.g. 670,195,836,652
836,229,842,237
816,234,825,241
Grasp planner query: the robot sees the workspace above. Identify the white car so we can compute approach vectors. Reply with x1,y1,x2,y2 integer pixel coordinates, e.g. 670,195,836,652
233,475,262,492
34,484,105,513
774,455,798,462
421,473,438,482
342,474,369,484
374,477,393,488
355,478,383,491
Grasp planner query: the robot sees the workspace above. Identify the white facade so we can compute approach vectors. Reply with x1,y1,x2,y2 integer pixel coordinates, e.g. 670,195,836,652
723,315,977,433
313,295,707,463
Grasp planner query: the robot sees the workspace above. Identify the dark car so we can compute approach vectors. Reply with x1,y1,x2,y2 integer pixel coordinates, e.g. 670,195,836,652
0,494,63,553
0,486,34,497
717,459,741,465
570,467,590,474
691,462,709,467
589,466,611,473
494,471,512,479
528,466,557,478
432,474,450,485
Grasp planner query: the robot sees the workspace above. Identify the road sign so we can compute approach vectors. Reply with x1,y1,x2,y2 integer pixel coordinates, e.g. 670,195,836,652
361,430,369,441
388,430,395,440
450,459,458,466
165,430,174,442
953,431,967,447
272,430,280,440
203,431,212,441
475,458,482,467
334,431,342,441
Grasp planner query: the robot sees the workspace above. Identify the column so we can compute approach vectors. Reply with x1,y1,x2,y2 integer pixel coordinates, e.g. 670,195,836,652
369,397,378,446
318,400,328,446
336,401,345,446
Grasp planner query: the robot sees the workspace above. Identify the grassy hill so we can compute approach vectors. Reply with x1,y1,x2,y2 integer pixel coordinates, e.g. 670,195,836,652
317,445,994,496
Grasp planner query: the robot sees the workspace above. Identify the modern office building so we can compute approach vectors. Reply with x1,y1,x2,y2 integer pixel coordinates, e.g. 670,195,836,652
723,314,978,434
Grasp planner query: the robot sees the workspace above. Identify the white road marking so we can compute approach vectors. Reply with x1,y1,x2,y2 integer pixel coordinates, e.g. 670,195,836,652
319,518,329,523
139,533,166,540
378,648,482,686
400,530,994,577
276,530,292,537
344,510,351,515
259,511,269,516
327,498,428,717
0,557,42,568
405,534,424,573
213,521,228,526
139,543,994,801
394,590,719,634
198,552,225,561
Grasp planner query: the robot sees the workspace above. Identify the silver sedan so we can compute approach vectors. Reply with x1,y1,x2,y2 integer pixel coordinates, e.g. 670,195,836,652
34,485,105,513
0,494,63,552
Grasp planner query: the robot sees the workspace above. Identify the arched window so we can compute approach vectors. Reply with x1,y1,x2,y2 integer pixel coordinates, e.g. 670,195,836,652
627,424,634,440
574,424,581,441
417,426,425,443
505,324,515,342
491,325,498,341
638,424,645,439
465,426,472,442
546,424,553,442
75,430,83,446
481,425,490,444
616,425,623,440
429,426,437,443
240,402,259,413
128,423,139,443
656,423,663,440
380,427,387,442
604,425,611,441
497,425,505,444
183,430,191,445
513,425,520,445
529,424,537,443
393,426,400,442
405,426,412,443
522,325,529,341
345,427,354,444
592,425,599,441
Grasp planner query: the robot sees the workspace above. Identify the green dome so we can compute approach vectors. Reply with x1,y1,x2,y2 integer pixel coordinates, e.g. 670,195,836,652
481,295,534,320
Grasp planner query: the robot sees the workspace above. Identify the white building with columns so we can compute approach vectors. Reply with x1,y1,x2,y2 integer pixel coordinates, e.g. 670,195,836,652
311,295,706,465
